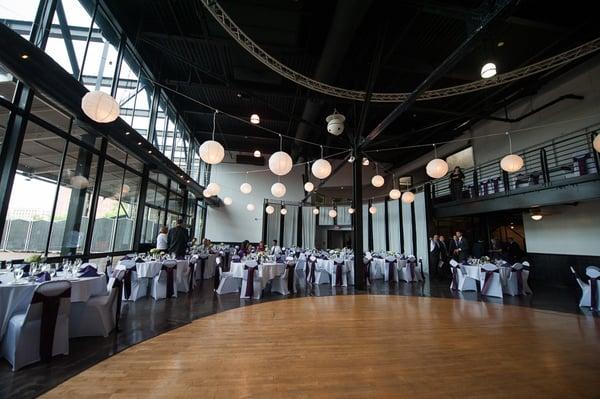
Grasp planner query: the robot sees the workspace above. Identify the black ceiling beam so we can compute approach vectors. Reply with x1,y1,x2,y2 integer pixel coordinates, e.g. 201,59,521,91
362,0,515,147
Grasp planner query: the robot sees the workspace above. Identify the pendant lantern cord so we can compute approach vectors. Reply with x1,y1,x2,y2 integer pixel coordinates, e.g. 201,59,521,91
212,110,217,140
245,171,248,182
433,143,437,158
507,131,513,154
279,134,283,151
320,145,324,159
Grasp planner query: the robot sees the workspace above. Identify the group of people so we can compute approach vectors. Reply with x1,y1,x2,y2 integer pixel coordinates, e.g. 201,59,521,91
429,231,469,278
237,239,283,257
155,219,190,258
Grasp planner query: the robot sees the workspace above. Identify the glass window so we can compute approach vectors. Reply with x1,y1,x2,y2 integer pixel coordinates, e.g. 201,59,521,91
48,141,98,256
30,94,71,132
0,104,9,154
166,212,180,229
70,122,102,149
2,121,65,260
194,203,205,240
0,63,17,102
0,0,41,40
168,193,183,214
107,141,127,164
153,94,167,150
113,170,141,251
131,69,152,138
115,48,140,126
146,182,167,208
90,159,123,253
141,206,162,244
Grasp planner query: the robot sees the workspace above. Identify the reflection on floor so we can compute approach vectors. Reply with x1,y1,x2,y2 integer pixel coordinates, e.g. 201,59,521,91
0,276,596,398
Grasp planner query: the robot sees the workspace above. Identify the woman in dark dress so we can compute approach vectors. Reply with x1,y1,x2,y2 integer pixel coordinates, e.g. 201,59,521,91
449,166,465,201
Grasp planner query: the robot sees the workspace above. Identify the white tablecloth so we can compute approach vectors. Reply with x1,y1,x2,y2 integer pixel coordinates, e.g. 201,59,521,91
229,262,285,287
462,265,511,284
0,275,106,340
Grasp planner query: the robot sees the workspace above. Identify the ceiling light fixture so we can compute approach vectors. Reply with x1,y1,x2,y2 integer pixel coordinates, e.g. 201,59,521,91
253,150,261,158
81,91,120,123
268,134,293,176
500,131,524,173
199,111,225,165
480,62,497,79
311,145,332,179
250,113,260,124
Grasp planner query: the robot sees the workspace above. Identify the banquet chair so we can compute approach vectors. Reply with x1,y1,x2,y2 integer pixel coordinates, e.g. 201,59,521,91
571,266,591,308
331,258,348,287
449,259,477,292
1,281,72,371
521,261,533,294
216,256,240,295
120,260,147,302
313,257,330,285
505,263,532,296
69,271,121,338
364,257,372,285
295,255,307,291
151,260,178,300
586,267,600,311
399,256,419,283
272,260,296,295
178,257,195,293
480,263,503,298
196,253,209,282
384,256,399,283
240,261,262,300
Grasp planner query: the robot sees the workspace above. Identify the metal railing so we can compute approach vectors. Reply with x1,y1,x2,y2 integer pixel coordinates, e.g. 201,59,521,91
432,128,600,203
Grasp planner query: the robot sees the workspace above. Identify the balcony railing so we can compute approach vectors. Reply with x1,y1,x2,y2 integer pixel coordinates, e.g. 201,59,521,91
432,128,600,204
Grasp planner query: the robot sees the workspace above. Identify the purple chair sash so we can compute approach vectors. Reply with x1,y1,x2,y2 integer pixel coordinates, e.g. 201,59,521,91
198,257,207,280
386,260,397,283
450,266,458,290
188,262,195,291
481,268,499,295
307,260,316,284
161,265,176,298
123,266,137,300
244,266,257,298
31,288,71,361
408,260,416,281
214,257,222,290
512,267,524,295
35,271,51,283
364,259,372,284
335,261,343,286
286,263,296,293
105,259,112,284
590,277,599,310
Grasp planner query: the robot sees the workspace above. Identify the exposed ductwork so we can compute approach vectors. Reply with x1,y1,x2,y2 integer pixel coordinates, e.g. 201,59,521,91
291,0,373,161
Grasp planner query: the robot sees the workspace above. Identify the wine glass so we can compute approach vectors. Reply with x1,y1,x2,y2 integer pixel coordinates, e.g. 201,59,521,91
14,267,24,282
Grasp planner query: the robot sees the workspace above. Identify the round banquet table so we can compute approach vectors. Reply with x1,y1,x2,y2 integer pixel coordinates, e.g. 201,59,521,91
461,264,512,285
0,274,107,340
229,262,285,288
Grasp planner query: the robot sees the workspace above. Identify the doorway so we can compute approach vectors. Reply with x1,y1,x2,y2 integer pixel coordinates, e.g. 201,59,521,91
327,230,352,249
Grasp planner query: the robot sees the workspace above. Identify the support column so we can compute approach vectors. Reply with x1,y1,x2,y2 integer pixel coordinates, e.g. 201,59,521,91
398,199,404,253
352,147,365,290
384,197,389,251
279,205,284,247
367,198,374,252
133,165,149,251
297,205,303,247
261,199,268,244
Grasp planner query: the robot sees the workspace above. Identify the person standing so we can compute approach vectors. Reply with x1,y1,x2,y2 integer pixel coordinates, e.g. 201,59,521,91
156,226,168,250
167,219,189,259
454,231,469,262
449,166,465,201
429,235,441,279
270,240,281,255
439,235,449,276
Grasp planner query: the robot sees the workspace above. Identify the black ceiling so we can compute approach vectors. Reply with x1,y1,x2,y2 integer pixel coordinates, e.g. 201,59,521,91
103,0,600,168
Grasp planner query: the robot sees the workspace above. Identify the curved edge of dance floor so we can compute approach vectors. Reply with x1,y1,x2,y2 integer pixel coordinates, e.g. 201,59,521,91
43,295,600,399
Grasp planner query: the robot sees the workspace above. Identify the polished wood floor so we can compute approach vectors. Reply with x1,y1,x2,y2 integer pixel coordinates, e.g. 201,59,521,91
43,296,600,399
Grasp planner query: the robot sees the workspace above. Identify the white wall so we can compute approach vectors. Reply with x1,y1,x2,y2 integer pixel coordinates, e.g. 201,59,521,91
523,200,600,256
204,162,304,243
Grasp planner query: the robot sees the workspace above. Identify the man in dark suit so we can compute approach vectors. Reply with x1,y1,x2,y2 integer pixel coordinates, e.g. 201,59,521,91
439,235,450,276
449,234,459,261
429,235,441,279
454,231,469,262
167,219,189,258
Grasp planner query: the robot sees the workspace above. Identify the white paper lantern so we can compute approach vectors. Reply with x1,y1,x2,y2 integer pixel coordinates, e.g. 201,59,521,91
401,191,415,204
81,91,120,123
199,140,225,165
593,135,600,153
265,205,275,214
326,113,345,136
328,209,337,218
240,182,252,194
348,207,355,214
426,158,449,179
312,159,332,179
246,203,256,211
271,182,286,198
203,188,212,197
223,197,233,205
253,150,261,158
70,175,89,189
269,151,293,176
207,182,221,196
362,158,369,166
280,208,288,215
500,154,524,173
371,174,384,187
369,206,377,214
312,208,320,215
304,181,314,192
250,114,260,124
121,184,130,195
389,188,401,200
481,62,497,79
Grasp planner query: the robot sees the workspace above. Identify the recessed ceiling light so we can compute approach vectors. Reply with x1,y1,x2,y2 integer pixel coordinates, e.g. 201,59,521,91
250,114,260,124
481,62,497,79
148,150,152,154
20,53,29,60
137,142,142,145
497,41,504,47
125,131,130,135
186,179,190,183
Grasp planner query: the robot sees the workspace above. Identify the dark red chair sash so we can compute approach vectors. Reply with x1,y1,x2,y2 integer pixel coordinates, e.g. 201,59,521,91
123,266,137,300
386,260,397,282
161,265,176,298
31,288,71,361
512,268,523,295
214,257,222,290
335,262,344,286
364,259,372,284
481,268,499,295
450,266,458,290
590,277,598,309
286,263,296,293
307,260,316,284
198,257,207,280
408,261,416,281
188,262,195,291
244,266,257,298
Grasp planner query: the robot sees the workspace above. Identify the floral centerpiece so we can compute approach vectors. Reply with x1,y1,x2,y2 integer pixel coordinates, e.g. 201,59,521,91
480,256,491,263
25,254,42,264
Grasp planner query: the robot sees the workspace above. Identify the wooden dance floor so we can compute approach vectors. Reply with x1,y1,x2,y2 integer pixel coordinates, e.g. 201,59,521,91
44,296,600,398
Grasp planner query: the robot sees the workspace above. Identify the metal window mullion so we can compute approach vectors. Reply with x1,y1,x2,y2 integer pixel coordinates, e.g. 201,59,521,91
77,0,99,83
83,137,107,255
110,161,128,252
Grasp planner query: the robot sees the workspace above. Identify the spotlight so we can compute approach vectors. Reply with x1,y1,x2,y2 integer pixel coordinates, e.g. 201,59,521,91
362,157,369,166
250,114,260,124
481,62,497,79
326,111,345,135
348,155,355,163
253,150,261,158
20,53,29,60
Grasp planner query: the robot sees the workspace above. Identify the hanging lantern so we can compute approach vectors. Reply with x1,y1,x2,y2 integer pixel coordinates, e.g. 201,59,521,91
304,181,314,192
268,151,293,176
500,154,524,173
312,208,320,215
480,62,497,79
328,209,337,218
81,91,120,123
265,205,275,214
401,191,415,204
362,157,369,166
223,197,233,205
348,207,355,214
70,175,89,189
369,206,377,215
326,111,345,136
246,203,256,211
389,188,401,200
203,188,212,198
312,159,332,179
271,182,286,198
250,114,260,124
121,184,130,196
207,182,221,196
240,182,252,194
371,174,384,187
199,140,225,165
594,135,600,153
253,150,261,158
280,207,288,215
426,158,449,179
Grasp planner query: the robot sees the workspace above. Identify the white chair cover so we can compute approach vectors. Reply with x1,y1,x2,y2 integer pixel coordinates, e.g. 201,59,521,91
586,267,600,310
215,257,241,295
480,263,503,298
240,261,261,299
152,260,178,300
383,256,399,283
69,276,119,338
571,266,591,308
120,260,147,301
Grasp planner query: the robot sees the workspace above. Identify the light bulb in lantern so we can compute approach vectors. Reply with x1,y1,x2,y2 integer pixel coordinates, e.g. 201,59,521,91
199,140,225,165
593,135,600,153
426,158,449,179
304,181,314,192
253,150,261,158
70,175,89,189
531,214,543,221
121,184,130,196
369,206,377,214
246,203,256,211
371,175,384,187
362,157,369,166
271,182,286,198
250,114,260,124
312,159,332,179
240,182,252,194
328,209,337,218
313,208,320,215
500,154,524,173
281,208,288,215
207,182,220,196
265,205,275,214
401,191,415,204
480,62,497,79
268,151,293,176
348,207,355,214
389,188,401,200
203,188,212,197
81,91,120,123
223,197,233,205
